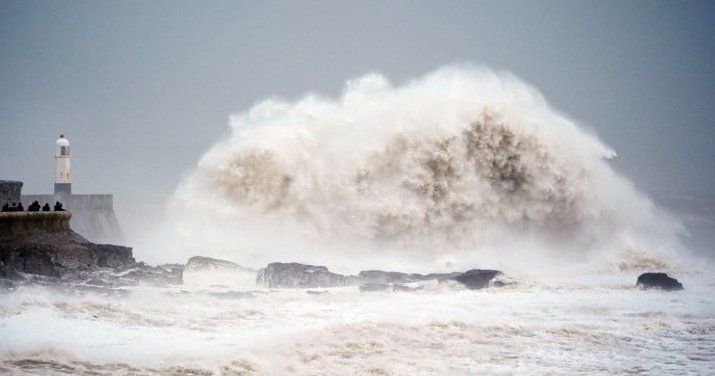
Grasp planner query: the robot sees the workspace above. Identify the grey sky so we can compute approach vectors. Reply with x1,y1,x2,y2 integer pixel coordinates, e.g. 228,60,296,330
1,1,714,237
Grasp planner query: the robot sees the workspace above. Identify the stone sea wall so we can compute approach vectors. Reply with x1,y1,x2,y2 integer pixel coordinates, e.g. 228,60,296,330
21,194,124,245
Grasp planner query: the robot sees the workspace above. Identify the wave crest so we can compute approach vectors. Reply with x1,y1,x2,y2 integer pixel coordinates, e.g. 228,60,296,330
162,66,685,272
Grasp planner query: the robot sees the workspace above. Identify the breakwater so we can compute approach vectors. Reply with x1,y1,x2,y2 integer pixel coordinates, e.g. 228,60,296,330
21,194,123,244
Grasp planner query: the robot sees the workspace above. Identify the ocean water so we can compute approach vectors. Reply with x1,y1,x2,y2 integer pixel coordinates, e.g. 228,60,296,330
1,274,714,375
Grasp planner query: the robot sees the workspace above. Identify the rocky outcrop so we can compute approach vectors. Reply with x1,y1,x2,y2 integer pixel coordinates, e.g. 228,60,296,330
0,230,134,280
357,269,503,289
636,272,683,291
452,269,503,289
257,262,355,288
0,225,185,288
183,256,255,287
184,256,253,274
256,262,504,290
1,223,508,292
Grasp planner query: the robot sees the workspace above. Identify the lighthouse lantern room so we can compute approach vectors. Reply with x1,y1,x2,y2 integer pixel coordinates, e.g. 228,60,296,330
54,134,72,194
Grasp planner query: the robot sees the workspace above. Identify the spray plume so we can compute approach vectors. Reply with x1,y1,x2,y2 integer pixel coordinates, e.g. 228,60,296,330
143,66,685,276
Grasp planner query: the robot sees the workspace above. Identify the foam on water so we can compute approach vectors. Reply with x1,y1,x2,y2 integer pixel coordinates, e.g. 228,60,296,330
1,276,714,375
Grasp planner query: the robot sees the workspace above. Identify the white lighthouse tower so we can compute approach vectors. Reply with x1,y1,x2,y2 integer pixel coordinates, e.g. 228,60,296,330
54,134,72,194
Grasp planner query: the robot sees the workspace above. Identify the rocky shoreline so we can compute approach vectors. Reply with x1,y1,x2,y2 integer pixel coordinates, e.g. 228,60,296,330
0,229,183,289
0,227,509,291
255,262,507,290
0,228,684,292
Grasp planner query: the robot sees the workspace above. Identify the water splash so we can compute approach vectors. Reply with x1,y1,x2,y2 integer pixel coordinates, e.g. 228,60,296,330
147,66,685,274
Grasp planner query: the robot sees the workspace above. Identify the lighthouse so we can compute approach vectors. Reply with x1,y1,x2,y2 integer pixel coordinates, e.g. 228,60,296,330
54,134,72,194
12,134,124,243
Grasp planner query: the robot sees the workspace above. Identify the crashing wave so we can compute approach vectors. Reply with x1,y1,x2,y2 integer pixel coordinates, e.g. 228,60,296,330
160,66,684,273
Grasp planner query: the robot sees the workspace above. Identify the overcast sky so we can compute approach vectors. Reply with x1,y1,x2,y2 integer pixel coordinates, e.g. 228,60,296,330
1,1,714,232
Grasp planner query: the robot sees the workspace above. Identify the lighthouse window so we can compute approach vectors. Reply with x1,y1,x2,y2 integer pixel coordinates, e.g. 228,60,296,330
60,146,70,156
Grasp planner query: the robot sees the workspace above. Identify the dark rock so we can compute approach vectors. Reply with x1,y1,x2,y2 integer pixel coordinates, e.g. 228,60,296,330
450,269,502,289
256,262,349,288
0,230,134,280
255,262,506,290
636,272,683,291
0,227,189,288
93,244,134,268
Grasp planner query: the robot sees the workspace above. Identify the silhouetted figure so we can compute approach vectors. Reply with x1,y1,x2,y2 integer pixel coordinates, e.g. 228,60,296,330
17,202,24,212
53,201,64,211
28,200,41,212
1,203,8,212
9,203,17,212
42,203,51,212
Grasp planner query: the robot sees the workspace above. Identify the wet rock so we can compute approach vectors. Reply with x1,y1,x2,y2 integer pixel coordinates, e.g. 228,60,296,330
183,256,255,287
358,270,461,284
256,262,349,288
359,270,415,284
0,227,192,288
0,230,134,280
184,256,253,273
636,272,683,291
450,269,502,289
255,262,506,290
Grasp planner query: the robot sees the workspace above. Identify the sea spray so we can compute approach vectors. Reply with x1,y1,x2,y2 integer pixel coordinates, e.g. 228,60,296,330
141,66,685,275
